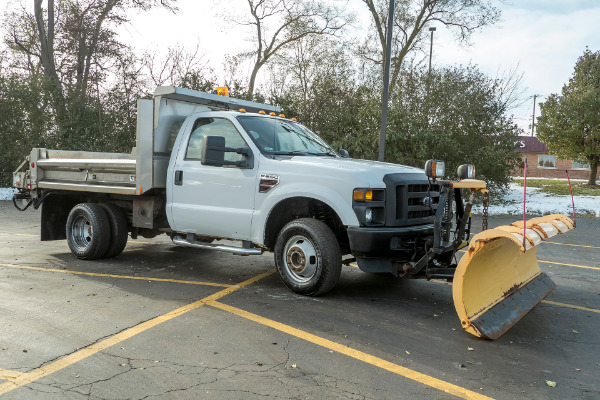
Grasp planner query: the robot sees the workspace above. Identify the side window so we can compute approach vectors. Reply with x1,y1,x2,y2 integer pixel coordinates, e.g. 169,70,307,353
572,159,590,169
537,154,556,168
185,118,247,163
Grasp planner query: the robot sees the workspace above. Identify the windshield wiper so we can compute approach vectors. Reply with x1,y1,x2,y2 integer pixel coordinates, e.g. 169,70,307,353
306,151,338,157
269,150,338,157
269,150,307,156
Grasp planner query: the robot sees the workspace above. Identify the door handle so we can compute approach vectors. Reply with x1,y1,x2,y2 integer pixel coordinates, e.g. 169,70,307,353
174,170,183,186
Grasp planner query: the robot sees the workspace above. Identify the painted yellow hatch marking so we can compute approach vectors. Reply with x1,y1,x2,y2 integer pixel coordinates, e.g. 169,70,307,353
0,269,276,395
0,263,233,288
208,301,494,400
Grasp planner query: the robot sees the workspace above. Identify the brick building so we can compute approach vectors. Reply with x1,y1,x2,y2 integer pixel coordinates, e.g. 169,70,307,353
512,136,599,181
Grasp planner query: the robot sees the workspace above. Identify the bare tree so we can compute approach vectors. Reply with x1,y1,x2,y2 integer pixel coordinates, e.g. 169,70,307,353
5,0,177,145
237,0,351,97
360,0,501,92
142,44,210,88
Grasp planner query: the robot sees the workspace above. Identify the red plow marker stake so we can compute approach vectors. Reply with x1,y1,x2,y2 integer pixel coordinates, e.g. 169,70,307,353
566,170,576,227
522,158,527,251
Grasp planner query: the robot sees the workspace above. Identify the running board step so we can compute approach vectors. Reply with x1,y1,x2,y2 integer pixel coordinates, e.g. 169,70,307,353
172,236,263,256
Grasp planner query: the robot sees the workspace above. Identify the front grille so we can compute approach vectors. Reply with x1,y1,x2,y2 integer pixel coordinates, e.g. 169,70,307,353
393,182,439,226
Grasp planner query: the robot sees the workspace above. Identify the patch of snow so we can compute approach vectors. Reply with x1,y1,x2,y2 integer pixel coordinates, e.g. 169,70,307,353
472,183,600,217
0,188,16,201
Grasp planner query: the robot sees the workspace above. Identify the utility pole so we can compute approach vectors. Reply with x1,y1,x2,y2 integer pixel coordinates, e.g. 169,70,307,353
428,27,436,76
378,0,395,162
531,94,537,136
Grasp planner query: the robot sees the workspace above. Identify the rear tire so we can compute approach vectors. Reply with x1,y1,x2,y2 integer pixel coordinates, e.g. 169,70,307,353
274,218,342,296
66,203,111,260
100,203,129,258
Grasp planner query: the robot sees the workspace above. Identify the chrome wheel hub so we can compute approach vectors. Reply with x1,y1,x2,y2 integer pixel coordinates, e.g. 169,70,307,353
284,235,318,283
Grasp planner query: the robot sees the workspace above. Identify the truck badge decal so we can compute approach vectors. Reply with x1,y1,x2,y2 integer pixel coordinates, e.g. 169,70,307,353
259,174,279,193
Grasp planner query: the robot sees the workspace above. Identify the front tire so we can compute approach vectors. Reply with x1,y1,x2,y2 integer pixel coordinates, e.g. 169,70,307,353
274,218,342,296
66,203,111,260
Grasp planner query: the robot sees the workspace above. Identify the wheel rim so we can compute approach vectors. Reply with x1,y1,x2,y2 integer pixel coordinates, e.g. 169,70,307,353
71,215,93,252
283,235,319,284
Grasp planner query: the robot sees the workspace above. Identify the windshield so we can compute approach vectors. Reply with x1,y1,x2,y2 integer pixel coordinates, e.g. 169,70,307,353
236,116,337,157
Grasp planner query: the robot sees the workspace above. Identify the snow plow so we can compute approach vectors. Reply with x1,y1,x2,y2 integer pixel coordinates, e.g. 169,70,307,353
376,165,576,340
453,214,575,339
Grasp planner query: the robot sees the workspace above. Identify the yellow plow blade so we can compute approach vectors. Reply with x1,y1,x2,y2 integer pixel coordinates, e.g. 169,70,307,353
452,214,575,339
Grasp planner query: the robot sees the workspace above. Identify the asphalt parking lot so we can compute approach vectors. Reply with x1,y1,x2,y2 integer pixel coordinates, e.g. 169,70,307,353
0,200,598,399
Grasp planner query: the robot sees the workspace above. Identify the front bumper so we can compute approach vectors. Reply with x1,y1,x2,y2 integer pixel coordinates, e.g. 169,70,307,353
347,224,434,257
347,224,434,275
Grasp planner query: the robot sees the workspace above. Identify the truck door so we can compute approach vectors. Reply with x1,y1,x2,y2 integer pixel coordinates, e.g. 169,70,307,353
167,116,257,240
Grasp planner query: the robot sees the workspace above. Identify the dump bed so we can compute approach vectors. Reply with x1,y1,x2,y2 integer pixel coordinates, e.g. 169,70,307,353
13,86,281,196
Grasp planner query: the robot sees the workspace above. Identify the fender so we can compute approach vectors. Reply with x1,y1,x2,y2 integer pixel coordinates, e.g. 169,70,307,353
251,182,360,245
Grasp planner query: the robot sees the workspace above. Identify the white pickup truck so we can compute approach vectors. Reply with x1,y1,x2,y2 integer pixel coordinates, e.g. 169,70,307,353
12,86,480,297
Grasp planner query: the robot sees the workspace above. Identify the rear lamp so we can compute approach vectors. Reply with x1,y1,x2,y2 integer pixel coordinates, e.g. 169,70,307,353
457,164,476,179
424,160,445,181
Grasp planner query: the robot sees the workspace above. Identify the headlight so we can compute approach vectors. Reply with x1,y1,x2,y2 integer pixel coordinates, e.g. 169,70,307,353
365,208,373,223
457,164,476,179
353,189,385,202
352,188,385,226
424,160,445,181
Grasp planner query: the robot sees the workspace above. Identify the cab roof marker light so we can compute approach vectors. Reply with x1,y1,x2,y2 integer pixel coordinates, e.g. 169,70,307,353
239,108,247,113
259,110,266,114
279,114,285,118
291,117,297,121
214,86,229,97
269,112,277,116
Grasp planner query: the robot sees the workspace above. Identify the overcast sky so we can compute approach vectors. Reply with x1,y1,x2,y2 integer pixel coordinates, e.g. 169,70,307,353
2,0,599,133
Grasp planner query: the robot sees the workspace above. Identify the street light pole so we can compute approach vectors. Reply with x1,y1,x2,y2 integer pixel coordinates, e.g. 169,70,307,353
531,94,537,136
428,27,436,76
377,0,395,162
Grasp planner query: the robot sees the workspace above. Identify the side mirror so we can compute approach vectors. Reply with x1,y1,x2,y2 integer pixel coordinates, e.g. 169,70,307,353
201,136,254,169
202,136,226,166
339,149,350,158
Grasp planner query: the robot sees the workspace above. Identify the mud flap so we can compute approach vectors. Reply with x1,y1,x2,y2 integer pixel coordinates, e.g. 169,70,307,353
452,214,575,339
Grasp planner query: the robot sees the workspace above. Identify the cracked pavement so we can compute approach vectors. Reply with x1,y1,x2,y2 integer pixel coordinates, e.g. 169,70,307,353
1,201,599,399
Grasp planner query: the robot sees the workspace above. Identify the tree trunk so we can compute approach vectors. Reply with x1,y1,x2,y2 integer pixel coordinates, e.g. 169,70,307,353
588,156,599,186
34,0,68,145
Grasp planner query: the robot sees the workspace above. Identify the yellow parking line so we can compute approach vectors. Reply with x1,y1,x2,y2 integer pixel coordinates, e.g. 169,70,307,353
14,234,39,237
538,260,600,271
543,241,600,250
208,301,493,400
0,263,233,288
0,369,23,381
542,300,600,314
0,269,276,395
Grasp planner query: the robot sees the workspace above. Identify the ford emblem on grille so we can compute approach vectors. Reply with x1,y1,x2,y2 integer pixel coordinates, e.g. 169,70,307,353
422,197,432,207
